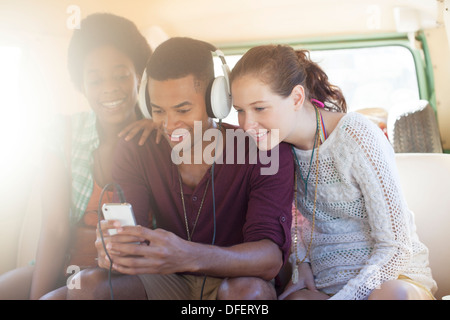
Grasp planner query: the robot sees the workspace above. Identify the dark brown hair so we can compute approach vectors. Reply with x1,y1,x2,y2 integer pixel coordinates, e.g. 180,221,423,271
230,45,347,112
68,13,152,92
146,37,215,89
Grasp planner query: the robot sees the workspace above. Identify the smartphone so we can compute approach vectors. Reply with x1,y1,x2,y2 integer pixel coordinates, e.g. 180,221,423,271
102,203,136,235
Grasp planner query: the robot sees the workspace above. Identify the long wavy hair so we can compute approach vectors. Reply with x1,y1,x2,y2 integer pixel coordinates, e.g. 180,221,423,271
230,44,347,113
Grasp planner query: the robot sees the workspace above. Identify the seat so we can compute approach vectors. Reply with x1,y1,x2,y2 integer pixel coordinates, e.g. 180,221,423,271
395,153,450,299
388,100,443,153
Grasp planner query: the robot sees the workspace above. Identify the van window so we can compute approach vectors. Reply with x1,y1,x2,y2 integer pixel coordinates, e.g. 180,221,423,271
309,45,419,112
0,46,23,168
0,46,22,111
216,45,419,125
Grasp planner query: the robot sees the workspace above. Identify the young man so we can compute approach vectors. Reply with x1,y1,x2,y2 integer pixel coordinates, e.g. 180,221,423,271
47,37,294,300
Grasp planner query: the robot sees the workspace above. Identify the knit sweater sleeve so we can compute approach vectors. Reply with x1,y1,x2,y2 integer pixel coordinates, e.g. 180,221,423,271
330,114,412,300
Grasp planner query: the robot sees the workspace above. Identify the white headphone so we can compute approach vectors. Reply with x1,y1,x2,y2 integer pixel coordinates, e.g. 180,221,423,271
138,68,152,119
138,49,232,120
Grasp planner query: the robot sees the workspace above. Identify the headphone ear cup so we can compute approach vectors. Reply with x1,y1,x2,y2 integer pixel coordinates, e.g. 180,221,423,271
205,80,215,118
138,69,152,119
207,76,232,119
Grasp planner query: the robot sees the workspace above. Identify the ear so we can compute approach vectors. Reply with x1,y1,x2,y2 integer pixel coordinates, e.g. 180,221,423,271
291,85,305,111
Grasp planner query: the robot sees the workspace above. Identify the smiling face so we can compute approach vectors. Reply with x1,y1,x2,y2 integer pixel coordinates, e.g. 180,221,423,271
82,45,139,127
231,74,303,151
148,74,213,152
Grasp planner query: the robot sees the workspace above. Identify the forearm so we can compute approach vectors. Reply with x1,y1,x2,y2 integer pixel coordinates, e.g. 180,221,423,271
30,152,71,299
110,227,283,280
186,239,283,281
30,225,71,299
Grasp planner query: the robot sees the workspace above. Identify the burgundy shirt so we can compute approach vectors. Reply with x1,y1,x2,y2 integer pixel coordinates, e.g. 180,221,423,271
112,124,294,263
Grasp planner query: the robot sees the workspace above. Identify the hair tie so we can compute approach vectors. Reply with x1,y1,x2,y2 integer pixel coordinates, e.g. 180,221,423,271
310,99,324,108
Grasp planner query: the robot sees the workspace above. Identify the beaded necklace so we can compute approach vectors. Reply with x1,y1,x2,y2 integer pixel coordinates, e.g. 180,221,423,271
291,106,327,284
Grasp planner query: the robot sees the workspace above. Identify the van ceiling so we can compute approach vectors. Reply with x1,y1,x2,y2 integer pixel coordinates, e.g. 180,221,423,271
0,0,439,44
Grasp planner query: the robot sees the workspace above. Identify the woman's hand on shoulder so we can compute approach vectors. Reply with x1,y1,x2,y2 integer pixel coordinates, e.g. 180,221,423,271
118,119,163,146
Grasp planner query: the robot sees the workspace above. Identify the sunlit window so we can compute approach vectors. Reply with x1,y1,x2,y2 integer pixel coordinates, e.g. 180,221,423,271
0,46,22,112
0,46,23,167
310,46,419,112
215,45,419,126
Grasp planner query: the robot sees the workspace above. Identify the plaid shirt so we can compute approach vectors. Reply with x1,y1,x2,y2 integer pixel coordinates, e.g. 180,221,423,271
47,111,99,224
69,111,99,224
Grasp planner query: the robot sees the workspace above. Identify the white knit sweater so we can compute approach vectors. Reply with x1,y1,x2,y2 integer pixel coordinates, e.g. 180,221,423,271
291,112,437,300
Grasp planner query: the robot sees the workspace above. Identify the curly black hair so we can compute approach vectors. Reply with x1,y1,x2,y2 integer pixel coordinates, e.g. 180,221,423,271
67,13,152,92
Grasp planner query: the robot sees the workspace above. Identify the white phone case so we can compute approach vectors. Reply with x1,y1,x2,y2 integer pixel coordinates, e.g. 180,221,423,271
102,203,136,235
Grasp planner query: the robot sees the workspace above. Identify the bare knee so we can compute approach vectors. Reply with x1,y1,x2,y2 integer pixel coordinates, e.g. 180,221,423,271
217,277,276,300
65,268,146,300
66,267,111,300
368,279,429,300
0,265,34,299
40,286,68,300
281,289,329,300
